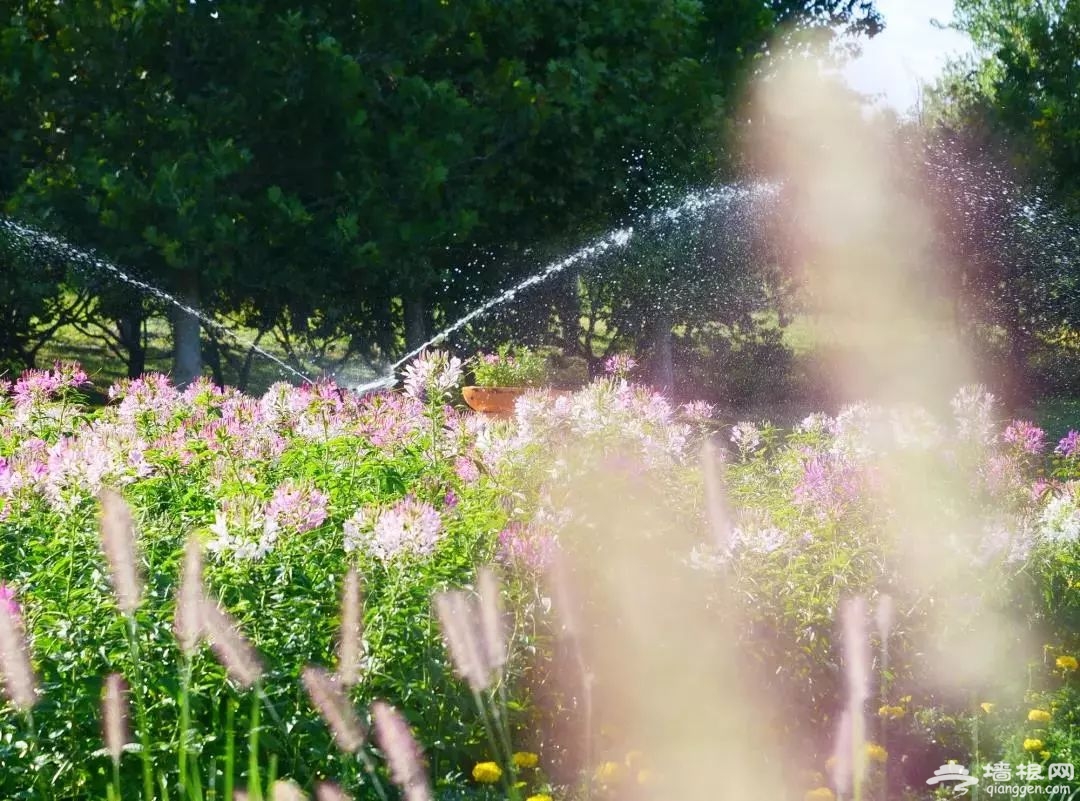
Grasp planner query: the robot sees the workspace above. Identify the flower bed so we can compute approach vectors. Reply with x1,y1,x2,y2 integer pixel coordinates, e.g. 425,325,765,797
2,358,1080,799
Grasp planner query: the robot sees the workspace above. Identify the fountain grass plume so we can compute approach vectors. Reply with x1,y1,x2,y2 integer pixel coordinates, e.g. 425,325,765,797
701,437,734,553
838,596,871,801
270,779,307,801
478,567,507,676
102,672,129,801
842,597,871,706
831,707,854,798
547,548,580,639
372,700,433,801
200,598,264,689
874,594,894,646
434,591,490,692
337,567,363,688
0,588,37,711
175,535,205,655
98,487,153,800
98,488,143,616
101,673,130,765
314,783,352,801
301,665,367,754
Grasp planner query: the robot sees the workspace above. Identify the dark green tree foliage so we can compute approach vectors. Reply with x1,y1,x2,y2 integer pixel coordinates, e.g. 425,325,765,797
926,0,1080,399
0,1,881,383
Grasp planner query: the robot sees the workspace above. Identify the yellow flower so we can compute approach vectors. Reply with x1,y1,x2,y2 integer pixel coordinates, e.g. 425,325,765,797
981,702,996,714
512,752,540,770
1028,709,1052,723
526,796,553,801
1023,739,1045,752
877,705,906,720
1056,655,1078,672
1041,750,1051,761
637,769,655,785
805,788,836,801
865,743,888,764
594,761,623,784
624,750,645,768
472,762,503,784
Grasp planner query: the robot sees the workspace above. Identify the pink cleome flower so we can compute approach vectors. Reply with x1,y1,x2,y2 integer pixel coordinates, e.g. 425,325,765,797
266,480,329,534
497,521,556,572
344,496,444,563
1002,420,1047,455
603,354,637,377
453,457,481,484
402,351,463,403
0,583,20,618
1056,430,1080,458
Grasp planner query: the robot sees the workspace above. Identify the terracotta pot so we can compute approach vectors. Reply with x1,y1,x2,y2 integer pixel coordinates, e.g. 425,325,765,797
462,386,528,415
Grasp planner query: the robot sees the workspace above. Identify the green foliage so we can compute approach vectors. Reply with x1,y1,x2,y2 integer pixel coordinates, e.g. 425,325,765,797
470,347,549,388
0,0,882,379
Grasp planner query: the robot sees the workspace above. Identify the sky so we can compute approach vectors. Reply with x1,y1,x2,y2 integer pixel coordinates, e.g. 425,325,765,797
843,0,976,112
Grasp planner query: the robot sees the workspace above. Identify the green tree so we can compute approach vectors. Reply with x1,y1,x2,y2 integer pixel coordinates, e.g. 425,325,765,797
0,0,881,386
925,0,1080,400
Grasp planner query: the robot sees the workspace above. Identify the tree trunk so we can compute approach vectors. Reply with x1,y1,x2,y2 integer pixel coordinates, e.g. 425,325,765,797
555,275,584,355
650,308,675,392
205,335,225,387
116,310,146,378
404,294,427,351
170,270,202,388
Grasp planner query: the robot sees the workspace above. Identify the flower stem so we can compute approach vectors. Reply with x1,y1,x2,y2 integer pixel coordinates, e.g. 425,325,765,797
125,615,155,801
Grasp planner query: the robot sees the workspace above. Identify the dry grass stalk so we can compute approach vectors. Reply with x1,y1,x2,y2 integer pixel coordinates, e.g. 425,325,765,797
174,535,205,655
434,591,489,692
101,672,130,764
270,779,308,801
372,700,433,801
98,488,143,615
0,596,37,711
337,566,363,688
477,568,506,676
200,598,264,689
314,782,352,801
301,665,366,753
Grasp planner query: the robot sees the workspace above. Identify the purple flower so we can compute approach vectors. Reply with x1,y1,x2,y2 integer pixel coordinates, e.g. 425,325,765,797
0,583,18,617
1031,479,1054,501
52,360,89,389
1002,420,1046,455
12,369,62,405
603,354,637,378
9,361,90,406
1057,430,1080,458
730,421,762,452
266,480,329,533
402,351,463,403
794,451,864,518
497,522,556,572
344,497,443,563
679,400,716,423
453,457,481,484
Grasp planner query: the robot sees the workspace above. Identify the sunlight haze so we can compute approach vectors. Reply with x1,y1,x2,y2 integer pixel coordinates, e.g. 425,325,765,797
844,0,975,111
